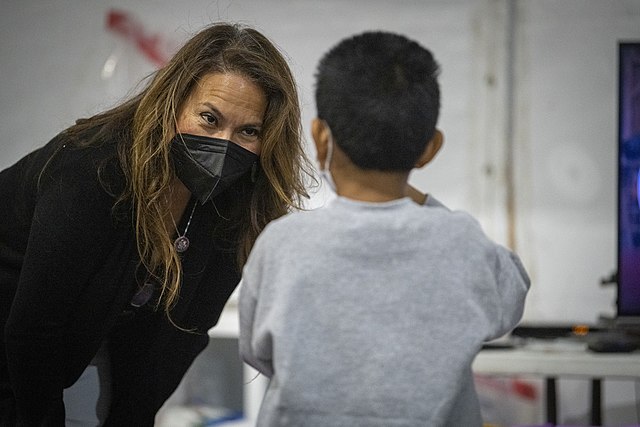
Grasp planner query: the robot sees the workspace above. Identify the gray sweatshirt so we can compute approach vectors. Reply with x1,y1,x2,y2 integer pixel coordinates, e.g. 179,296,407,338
239,196,530,427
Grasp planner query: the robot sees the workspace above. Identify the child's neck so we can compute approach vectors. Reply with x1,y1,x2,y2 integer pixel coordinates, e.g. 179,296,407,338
334,168,410,203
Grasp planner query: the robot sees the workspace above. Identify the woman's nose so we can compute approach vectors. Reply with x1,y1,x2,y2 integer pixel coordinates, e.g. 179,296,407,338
212,129,234,141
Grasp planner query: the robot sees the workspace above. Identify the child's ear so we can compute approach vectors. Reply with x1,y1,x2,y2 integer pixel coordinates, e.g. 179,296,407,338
311,118,330,169
415,129,444,169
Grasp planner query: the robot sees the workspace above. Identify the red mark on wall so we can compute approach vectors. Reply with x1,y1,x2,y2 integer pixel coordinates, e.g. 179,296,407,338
106,9,171,67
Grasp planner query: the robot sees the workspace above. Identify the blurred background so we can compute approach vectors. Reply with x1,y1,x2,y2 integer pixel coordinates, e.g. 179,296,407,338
1,1,639,425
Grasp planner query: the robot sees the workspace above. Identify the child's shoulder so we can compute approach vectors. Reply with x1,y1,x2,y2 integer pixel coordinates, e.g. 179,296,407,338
260,206,326,236
420,197,490,241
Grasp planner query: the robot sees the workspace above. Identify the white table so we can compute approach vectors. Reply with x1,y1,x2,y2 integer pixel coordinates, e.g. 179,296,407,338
473,339,640,425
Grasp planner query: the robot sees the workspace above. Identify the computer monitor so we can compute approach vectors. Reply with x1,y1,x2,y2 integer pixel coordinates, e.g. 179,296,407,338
617,41,640,320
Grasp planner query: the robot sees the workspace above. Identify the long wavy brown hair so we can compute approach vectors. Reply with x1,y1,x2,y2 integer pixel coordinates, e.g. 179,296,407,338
62,23,312,313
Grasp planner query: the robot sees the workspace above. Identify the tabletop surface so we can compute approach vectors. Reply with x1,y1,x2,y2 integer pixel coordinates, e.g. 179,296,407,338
473,339,640,378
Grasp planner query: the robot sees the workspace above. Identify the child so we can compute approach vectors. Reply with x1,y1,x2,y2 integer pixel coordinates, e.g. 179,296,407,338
239,31,530,427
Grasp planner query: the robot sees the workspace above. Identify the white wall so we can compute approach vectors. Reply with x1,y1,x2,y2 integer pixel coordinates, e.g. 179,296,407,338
0,0,480,206
4,0,638,324
512,0,640,323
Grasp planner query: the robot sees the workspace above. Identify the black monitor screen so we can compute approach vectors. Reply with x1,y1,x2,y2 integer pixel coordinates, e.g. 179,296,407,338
618,42,640,317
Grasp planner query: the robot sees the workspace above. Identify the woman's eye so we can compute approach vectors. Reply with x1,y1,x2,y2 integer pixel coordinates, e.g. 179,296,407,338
201,113,217,125
242,128,260,138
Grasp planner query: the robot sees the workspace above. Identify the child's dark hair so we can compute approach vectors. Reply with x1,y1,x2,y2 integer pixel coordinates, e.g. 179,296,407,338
315,31,440,171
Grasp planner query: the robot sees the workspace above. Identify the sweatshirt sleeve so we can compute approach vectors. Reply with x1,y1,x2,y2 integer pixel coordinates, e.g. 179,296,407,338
238,235,274,378
4,147,117,425
427,196,530,341
489,246,531,340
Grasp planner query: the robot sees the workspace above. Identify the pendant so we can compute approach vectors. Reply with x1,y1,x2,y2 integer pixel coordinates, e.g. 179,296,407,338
174,235,190,253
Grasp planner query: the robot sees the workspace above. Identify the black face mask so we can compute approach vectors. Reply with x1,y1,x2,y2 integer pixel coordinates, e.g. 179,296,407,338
171,133,259,204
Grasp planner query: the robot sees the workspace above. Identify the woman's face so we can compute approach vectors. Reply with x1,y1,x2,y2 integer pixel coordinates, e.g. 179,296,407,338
176,72,267,155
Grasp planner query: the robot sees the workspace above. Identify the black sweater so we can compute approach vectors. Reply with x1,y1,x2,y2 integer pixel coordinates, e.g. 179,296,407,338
0,132,241,426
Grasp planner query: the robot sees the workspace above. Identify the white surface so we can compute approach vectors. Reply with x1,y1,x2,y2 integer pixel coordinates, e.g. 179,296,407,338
474,340,640,378
208,303,267,426
209,304,241,338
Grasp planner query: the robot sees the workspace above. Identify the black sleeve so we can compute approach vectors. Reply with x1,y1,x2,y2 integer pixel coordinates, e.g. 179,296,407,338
4,146,118,425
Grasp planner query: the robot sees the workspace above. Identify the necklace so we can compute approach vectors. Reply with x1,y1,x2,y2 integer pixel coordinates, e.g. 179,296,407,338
171,201,197,253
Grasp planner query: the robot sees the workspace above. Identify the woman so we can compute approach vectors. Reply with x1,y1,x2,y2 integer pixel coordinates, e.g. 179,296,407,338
0,23,311,426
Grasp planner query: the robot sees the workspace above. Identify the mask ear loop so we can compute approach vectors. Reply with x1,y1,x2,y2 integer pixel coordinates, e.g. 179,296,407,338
320,121,337,192
323,121,335,171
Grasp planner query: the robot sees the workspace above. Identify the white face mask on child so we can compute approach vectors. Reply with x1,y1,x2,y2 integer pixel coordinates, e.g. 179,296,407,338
320,121,337,192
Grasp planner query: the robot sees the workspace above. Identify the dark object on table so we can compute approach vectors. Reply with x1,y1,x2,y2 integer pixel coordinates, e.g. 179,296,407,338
586,331,640,353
